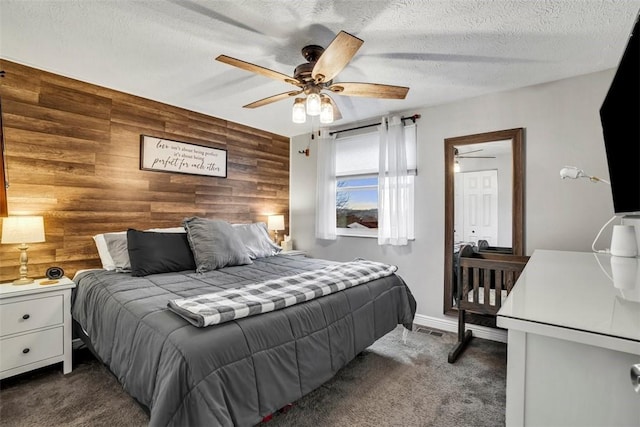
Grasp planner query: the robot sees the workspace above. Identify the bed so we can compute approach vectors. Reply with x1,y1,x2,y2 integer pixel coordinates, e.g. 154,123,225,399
71,219,416,427
447,243,529,363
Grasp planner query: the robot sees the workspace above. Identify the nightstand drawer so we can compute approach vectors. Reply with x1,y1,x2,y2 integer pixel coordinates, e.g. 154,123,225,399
0,295,63,337
0,327,64,372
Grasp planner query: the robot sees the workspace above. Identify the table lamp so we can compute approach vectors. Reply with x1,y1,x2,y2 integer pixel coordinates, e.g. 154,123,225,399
1,216,45,285
267,214,285,243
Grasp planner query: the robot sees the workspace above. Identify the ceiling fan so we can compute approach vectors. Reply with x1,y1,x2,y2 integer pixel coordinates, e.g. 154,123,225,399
454,148,496,159
215,30,410,122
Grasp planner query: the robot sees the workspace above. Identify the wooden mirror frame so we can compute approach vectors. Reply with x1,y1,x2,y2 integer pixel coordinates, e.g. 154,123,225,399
443,127,524,318
0,97,7,217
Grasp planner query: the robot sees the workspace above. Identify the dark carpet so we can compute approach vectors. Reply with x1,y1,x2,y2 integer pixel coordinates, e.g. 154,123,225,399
0,326,506,426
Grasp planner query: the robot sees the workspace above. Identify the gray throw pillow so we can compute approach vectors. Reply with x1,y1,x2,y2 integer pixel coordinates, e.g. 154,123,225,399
182,217,252,272
103,232,131,272
233,222,282,259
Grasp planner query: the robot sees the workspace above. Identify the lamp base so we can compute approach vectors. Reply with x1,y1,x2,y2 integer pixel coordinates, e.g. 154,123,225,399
13,244,34,286
13,277,34,286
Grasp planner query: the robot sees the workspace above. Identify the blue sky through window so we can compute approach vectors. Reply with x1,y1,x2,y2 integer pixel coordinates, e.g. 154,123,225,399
337,176,378,211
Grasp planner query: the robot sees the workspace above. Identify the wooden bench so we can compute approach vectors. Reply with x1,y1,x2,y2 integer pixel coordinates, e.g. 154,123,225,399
448,244,529,363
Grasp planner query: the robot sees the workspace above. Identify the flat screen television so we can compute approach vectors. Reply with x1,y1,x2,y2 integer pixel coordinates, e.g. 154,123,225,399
599,11,640,216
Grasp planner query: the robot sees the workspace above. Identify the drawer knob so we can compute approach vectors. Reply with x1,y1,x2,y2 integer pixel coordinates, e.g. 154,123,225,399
22,348,30,354
22,314,30,320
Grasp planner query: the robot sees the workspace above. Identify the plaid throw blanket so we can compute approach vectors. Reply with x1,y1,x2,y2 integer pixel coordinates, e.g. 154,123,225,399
167,259,398,327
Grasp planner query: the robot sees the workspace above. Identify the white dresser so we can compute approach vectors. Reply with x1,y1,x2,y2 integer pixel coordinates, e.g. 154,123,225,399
497,250,640,427
0,277,76,380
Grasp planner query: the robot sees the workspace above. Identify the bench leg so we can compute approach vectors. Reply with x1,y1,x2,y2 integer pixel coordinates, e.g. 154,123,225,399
448,308,473,363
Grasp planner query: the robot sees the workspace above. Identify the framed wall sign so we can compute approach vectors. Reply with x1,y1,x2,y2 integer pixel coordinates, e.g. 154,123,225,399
140,135,227,178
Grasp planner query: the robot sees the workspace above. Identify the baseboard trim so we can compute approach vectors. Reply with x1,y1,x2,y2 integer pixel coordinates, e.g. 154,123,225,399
413,314,507,343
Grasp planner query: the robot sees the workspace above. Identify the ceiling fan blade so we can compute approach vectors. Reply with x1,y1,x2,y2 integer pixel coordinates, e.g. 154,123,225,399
459,148,483,155
328,82,409,99
312,31,363,84
322,94,342,120
216,55,302,87
458,156,496,159
243,90,302,109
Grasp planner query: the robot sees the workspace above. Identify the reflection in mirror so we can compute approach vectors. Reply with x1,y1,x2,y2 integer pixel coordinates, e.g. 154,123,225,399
453,140,512,247
443,128,524,320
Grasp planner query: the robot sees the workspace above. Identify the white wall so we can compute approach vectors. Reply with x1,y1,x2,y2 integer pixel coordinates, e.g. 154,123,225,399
290,69,617,324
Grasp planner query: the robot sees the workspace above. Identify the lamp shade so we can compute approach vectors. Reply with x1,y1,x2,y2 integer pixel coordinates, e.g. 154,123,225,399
292,98,306,123
305,93,321,116
267,214,285,231
320,97,334,124
1,216,45,244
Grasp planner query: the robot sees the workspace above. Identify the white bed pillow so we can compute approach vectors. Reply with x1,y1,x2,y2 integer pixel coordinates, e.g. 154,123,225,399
93,232,125,271
104,232,131,272
145,227,186,233
232,222,282,259
93,227,187,271
93,233,113,270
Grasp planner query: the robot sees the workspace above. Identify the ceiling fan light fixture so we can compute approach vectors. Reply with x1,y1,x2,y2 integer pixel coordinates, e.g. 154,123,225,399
306,92,321,116
454,160,461,173
292,98,306,123
320,98,334,124
216,30,408,126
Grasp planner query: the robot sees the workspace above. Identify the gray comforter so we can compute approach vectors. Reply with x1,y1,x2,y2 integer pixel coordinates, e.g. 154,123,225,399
71,254,416,427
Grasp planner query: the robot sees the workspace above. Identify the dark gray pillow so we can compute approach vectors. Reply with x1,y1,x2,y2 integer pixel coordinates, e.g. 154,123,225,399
233,222,282,259
103,232,131,272
127,229,196,277
182,217,252,272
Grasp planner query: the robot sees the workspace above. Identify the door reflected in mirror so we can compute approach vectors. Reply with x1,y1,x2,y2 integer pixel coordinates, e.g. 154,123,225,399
453,140,512,247
444,128,524,319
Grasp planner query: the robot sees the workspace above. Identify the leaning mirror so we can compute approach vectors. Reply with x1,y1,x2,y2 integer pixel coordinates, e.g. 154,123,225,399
0,97,6,217
443,128,524,322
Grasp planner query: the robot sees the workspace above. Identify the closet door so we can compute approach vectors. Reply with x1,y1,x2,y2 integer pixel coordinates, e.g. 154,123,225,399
461,170,498,245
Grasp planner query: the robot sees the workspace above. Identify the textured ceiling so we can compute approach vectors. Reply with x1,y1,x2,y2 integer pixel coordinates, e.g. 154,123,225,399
1,1,639,137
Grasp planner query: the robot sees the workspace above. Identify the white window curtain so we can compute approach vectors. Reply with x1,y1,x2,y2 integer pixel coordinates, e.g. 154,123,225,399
315,129,337,240
378,116,413,246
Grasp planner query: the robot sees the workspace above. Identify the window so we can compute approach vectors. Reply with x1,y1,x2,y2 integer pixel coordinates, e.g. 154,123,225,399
334,123,417,238
337,175,379,236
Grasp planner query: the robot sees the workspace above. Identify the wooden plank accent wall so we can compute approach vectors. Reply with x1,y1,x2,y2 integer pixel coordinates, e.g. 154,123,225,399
0,60,290,282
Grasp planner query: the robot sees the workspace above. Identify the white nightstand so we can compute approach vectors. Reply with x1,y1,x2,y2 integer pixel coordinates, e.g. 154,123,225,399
0,277,76,380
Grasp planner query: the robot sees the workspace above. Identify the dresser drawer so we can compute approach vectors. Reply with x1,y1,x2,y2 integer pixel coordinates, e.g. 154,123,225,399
0,295,63,337
0,327,64,372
